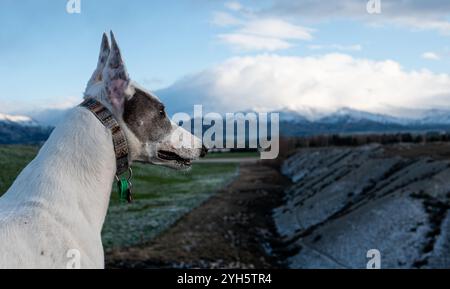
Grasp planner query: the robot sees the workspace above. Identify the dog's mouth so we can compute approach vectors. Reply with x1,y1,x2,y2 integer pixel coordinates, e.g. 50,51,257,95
157,150,192,167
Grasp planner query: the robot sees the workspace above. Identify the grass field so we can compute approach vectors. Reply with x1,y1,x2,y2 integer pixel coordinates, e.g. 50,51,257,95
0,145,239,249
0,146,39,194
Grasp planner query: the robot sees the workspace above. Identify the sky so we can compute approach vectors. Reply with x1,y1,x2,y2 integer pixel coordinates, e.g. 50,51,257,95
1,0,450,117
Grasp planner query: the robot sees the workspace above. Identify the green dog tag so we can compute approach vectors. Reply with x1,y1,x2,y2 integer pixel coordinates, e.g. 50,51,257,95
117,177,132,203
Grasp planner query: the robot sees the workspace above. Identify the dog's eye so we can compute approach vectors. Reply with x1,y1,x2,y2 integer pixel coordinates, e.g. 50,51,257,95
159,105,165,116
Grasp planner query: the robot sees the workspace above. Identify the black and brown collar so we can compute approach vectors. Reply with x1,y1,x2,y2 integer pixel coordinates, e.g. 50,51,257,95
80,98,129,176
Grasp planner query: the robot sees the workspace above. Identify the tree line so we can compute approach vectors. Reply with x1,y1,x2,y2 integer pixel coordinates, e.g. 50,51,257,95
280,131,450,150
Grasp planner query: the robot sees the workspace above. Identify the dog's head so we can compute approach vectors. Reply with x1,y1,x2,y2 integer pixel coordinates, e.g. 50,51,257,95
84,32,206,170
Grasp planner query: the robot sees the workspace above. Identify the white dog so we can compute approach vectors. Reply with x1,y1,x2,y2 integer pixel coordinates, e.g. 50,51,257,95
0,32,206,268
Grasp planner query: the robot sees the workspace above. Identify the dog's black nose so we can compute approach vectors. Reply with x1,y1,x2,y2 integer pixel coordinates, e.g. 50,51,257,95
200,145,208,158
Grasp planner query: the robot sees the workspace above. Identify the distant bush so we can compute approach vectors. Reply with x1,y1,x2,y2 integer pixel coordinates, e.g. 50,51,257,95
283,131,450,150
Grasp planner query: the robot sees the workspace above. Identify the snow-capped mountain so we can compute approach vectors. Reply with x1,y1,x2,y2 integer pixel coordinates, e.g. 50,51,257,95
2,106,450,144
0,112,51,144
279,107,450,136
318,108,412,125
280,107,450,126
0,112,39,127
418,109,450,125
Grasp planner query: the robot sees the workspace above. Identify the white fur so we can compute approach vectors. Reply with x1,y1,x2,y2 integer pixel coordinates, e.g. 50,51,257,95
0,107,115,268
0,102,201,269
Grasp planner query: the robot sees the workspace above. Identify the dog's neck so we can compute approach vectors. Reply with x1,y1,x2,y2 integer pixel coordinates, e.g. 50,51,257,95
3,106,117,232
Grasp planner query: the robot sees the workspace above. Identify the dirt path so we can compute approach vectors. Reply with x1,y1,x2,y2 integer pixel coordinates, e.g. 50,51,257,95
106,162,289,269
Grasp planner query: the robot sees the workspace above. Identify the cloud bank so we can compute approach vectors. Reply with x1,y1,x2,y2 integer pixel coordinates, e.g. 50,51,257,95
212,3,313,51
422,52,441,60
266,0,450,34
159,53,450,117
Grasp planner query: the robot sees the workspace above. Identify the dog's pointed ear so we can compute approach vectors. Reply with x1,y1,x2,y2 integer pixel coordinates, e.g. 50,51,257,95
86,33,110,89
102,31,130,115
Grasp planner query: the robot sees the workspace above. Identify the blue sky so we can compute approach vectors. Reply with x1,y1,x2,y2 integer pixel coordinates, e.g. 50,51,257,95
1,0,450,116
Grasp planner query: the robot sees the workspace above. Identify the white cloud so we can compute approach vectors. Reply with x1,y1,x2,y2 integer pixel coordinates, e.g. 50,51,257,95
36,96,80,110
225,1,243,12
213,3,313,51
216,19,313,51
239,19,313,40
309,44,362,52
422,51,441,60
266,0,450,35
218,33,292,51
211,12,242,27
217,18,313,51
1,96,80,114
162,54,450,115
394,17,450,35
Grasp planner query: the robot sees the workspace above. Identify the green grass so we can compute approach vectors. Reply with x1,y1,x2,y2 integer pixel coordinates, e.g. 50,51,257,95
103,162,238,249
0,146,39,195
0,145,238,249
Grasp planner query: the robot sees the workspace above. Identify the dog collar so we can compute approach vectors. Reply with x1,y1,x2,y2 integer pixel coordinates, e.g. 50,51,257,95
80,98,133,203
80,98,130,175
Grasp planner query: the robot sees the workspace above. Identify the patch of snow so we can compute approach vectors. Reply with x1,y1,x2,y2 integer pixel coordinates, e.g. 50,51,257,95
0,113,39,127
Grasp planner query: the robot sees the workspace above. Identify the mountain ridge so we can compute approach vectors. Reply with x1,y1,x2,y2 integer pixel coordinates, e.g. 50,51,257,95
0,112,39,127
0,112,52,144
2,106,450,144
